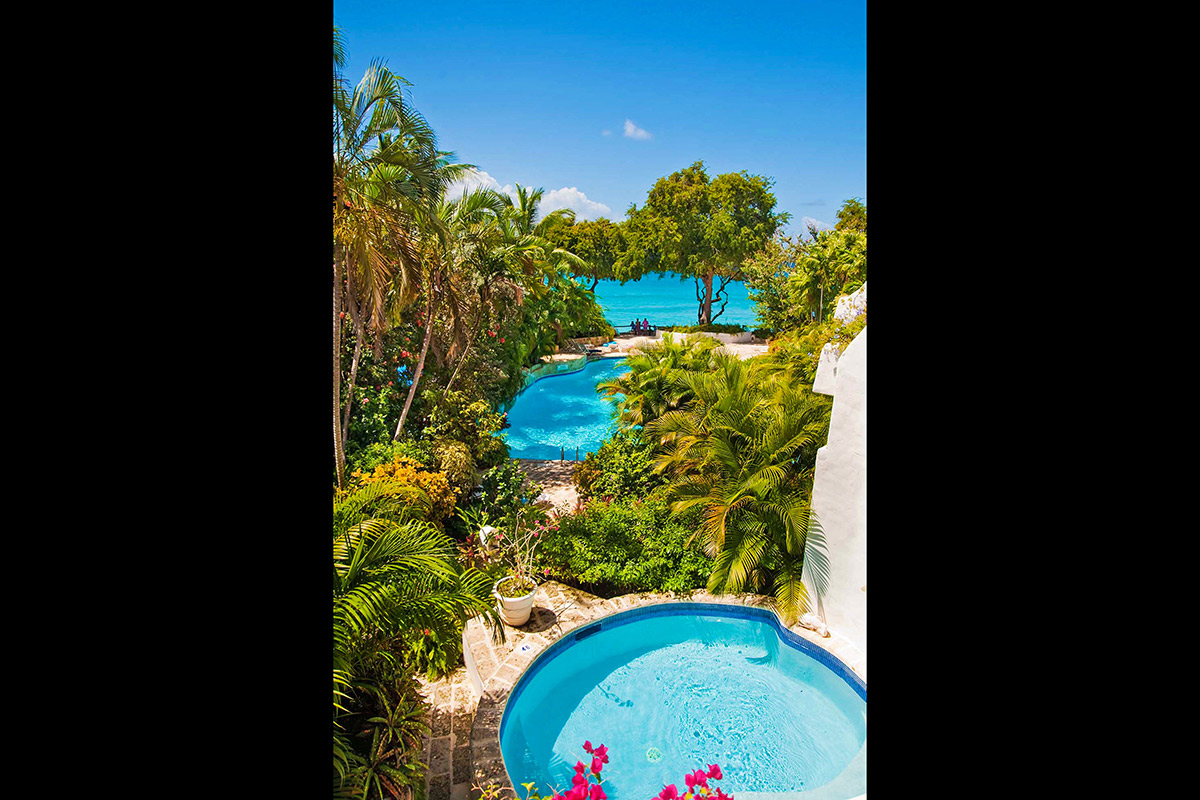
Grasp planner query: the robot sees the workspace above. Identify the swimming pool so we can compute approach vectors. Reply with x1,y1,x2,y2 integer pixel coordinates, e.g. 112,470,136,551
499,603,867,799
503,357,630,460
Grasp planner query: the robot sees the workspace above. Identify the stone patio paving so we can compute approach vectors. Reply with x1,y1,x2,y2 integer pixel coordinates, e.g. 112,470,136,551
415,666,478,800
461,581,866,797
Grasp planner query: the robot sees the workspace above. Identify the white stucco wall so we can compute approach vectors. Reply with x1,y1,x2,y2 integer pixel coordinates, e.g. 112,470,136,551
808,327,866,656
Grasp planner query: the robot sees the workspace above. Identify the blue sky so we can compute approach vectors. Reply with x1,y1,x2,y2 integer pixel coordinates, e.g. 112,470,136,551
334,1,865,236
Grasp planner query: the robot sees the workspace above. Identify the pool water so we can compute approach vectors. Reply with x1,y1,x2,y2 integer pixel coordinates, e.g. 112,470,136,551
503,357,630,460
499,606,867,798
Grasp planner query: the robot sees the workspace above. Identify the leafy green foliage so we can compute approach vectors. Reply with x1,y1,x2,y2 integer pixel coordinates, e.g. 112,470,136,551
536,496,712,596
478,459,544,528
333,480,497,797
620,161,789,323
572,430,665,501
658,322,747,334
648,357,832,624
834,197,867,234
742,200,867,335
596,333,722,429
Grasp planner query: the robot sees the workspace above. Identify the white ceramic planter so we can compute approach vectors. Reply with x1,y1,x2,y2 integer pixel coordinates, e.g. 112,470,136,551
493,577,537,626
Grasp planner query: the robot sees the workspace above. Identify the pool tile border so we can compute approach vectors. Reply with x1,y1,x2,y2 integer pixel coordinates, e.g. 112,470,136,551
463,581,866,797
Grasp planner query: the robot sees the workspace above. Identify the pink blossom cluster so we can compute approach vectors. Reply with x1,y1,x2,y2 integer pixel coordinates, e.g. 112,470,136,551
658,764,729,800
515,743,730,800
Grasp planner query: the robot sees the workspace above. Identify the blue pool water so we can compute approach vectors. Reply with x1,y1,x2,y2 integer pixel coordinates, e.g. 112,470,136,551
593,272,757,329
503,357,630,460
499,605,867,798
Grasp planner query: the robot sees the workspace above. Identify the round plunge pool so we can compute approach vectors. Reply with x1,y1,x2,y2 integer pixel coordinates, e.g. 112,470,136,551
498,603,866,799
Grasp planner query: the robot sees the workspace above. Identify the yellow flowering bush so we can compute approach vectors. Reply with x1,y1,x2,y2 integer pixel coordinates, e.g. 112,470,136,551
350,456,457,522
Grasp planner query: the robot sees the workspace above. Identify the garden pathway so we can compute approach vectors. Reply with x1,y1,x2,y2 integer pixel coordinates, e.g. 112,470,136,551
517,458,580,512
416,667,477,800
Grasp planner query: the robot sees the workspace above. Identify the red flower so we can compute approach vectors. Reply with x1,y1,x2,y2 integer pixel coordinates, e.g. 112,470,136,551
500,337,505,343
593,744,608,763
591,756,603,775
583,742,593,754
658,785,679,800
588,784,606,800
574,761,586,775
706,765,723,781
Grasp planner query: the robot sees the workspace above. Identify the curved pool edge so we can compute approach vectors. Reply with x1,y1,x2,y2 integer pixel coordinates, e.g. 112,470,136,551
465,581,866,798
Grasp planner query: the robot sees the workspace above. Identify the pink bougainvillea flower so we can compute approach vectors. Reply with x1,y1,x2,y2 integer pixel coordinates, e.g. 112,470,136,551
594,744,608,763
589,784,606,800
693,771,708,788
583,741,594,754
685,773,697,790
713,790,730,800
544,568,551,575
574,761,587,775
658,785,679,800
706,765,723,781
572,773,587,788
591,756,603,774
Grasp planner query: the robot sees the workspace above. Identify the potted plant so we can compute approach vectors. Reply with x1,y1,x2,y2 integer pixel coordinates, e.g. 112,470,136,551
484,509,544,626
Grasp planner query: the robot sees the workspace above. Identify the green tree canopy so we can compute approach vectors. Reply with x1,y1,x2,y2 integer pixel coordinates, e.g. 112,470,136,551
834,197,866,234
546,217,628,289
620,161,789,324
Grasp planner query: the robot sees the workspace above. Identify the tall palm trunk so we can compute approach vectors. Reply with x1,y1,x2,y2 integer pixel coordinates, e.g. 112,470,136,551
393,291,434,441
333,247,347,490
341,264,366,444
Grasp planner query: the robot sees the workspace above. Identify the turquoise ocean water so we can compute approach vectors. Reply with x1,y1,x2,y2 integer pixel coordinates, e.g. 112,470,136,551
592,272,757,330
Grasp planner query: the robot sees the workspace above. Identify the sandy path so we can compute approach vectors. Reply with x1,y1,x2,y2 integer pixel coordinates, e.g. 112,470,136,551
517,458,580,513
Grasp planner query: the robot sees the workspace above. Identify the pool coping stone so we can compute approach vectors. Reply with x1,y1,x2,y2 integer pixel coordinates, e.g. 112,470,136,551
464,581,866,798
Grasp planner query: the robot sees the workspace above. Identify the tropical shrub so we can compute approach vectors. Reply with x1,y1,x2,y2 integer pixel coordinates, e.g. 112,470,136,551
348,439,435,475
765,310,866,385
650,357,831,624
332,480,497,798
479,459,544,528
572,429,665,500
597,334,721,429
350,457,458,523
536,496,712,596
431,439,475,498
423,388,509,470
659,322,747,334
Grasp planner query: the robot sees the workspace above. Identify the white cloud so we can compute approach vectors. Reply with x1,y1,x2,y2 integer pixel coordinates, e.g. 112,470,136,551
801,216,833,235
623,119,652,140
441,168,519,202
540,187,612,221
441,169,613,221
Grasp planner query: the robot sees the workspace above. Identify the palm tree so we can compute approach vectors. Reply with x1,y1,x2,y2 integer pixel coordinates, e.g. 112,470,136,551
648,358,830,624
333,31,447,487
333,479,497,796
597,333,721,429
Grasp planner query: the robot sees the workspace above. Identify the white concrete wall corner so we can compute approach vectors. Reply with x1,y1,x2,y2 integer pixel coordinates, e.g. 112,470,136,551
813,343,840,395
807,327,867,656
